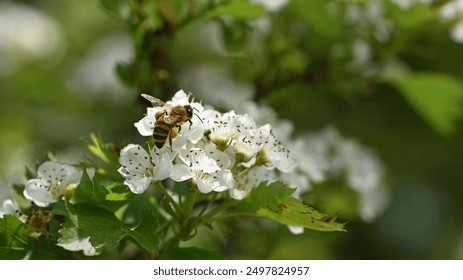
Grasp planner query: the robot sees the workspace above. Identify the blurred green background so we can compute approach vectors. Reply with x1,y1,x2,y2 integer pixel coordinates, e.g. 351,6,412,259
2,0,463,259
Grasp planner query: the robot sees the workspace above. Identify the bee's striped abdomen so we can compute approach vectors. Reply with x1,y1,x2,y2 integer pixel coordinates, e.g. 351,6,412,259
153,121,171,148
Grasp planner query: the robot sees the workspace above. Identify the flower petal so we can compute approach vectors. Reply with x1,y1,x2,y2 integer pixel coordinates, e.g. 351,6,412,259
170,89,189,105
213,169,234,192
122,175,152,194
170,164,193,182
195,177,214,193
196,153,220,173
60,164,82,190
24,179,56,207
134,115,155,136
230,188,250,200
153,153,173,181
119,144,151,174
275,157,297,173
0,199,18,218
37,161,67,187
187,122,204,144
287,226,304,235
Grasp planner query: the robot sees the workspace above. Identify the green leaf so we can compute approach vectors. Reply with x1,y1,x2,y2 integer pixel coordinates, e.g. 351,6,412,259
0,215,29,260
159,247,227,260
58,203,126,256
58,203,159,256
206,0,265,20
127,209,159,254
391,73,463,136
105,183,133,203
235,182,346,232
74,170,108,206
87,133,120,166
74,169,132,212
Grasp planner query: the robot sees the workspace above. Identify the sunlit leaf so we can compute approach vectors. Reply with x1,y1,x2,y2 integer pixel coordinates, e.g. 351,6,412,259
392,73,463,136
235,182,346,232
87,134,120,166
75,170,132,212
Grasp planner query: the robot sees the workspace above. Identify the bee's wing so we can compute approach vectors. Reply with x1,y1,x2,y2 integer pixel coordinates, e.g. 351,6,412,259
141,94,172,108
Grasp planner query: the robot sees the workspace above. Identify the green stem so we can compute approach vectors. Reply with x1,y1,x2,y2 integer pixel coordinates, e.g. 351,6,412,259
183,180,198,217
159,230,181,257
196,192,218,220
197,199,235,226
235,163,259,178
155,181,183,218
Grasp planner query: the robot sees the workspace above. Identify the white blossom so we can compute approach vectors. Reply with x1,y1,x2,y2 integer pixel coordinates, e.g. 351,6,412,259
0,181,24,220
0,199,21,219
284,126,389,222
134,89,205,149
171,148,234,193
203,109,239,147
439,0,463,43
118,144,173,194
130,89,389,223
24,161,82,207
258,130,296,173
231,166,277,200
238,101,294,143
232,117,269,164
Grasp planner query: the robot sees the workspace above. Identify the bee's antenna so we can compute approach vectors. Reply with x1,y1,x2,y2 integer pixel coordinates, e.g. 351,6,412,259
193,110,204,124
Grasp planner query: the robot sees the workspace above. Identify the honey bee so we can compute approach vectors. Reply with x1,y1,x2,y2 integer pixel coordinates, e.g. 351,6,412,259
141,93,200,150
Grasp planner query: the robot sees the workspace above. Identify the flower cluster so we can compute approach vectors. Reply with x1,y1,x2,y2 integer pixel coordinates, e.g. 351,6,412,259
118,90,296,198
235,102,389,223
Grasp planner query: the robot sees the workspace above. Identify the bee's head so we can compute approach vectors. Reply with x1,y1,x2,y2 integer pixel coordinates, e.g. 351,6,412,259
185,105,203,124
185,105,193,117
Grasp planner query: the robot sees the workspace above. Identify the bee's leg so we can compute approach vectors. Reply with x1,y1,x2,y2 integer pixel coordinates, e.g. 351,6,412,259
187,119,193,129
169,127,178,152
